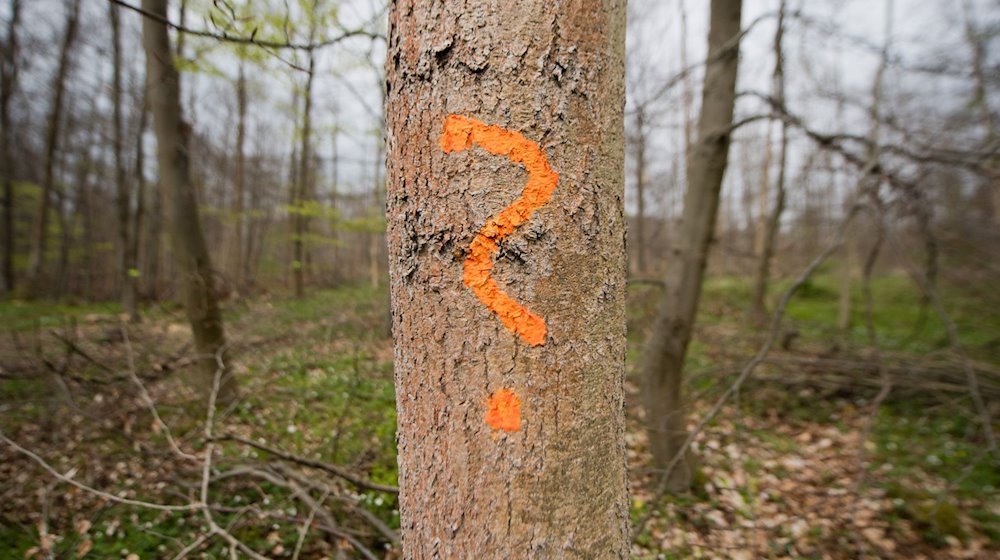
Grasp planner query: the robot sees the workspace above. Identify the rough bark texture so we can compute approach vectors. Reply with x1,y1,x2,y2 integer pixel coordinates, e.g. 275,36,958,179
142,0,234,400
0,0,20,294
641,0,743,493
385,0,629,556
27,0,80,294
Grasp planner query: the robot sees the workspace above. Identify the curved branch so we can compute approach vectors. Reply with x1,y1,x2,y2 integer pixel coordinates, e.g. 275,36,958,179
108,0,384,51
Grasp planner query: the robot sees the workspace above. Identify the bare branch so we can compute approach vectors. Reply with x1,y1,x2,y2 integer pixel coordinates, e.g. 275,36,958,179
0,430,198,512
108,0,384,51
215,433,399,494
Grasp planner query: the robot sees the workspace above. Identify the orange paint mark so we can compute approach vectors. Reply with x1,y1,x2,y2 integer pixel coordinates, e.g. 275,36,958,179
485,388,522,432
440,114,558,347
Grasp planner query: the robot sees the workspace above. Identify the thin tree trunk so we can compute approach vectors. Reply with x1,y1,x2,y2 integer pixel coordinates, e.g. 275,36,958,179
369,132,383,288
232,62,247,291
641,0,743,493
110,1,139,321
750,0,787,323
634,109,648,274
141,0,235,401
754,124,772,256
328,124,339,281
840,0,892,335
293,52,315,299
132,89,148,304
0,0,20,295
962,0,999,229
837,231,854,332
386,0,629,554
27,0,81,295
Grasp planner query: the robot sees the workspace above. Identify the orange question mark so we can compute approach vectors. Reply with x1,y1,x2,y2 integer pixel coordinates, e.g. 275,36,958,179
439,115,559,431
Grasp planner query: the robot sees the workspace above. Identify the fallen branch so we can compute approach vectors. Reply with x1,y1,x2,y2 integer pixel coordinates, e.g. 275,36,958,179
214,433,399,494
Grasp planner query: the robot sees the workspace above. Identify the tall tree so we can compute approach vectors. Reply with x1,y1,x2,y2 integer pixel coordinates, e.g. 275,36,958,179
385,0,629,555
838,0,893,334
141,0,235,400
231,61,247,289
0,0,20,294
962,0,999,229
293,49,315,299
110,0,139,321
749,0,788,322
26,0,81,295
641,0,743,493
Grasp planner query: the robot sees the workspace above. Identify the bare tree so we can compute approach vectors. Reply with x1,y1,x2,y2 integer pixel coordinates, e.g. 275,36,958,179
641,0,743,493
385,0,630,554
26,0,81,296
293,47,315,299
0,0,19,294
142,0,235,400
232,61,247,290
111,0,139,321
750,0,788,322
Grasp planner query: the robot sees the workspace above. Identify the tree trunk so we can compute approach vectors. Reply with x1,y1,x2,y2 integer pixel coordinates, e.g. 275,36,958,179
110,1,139,321
27,0,80,296
641,0,743,493
0,0,20,295
293,53,315,299
840,0,892,336
232,62,247,290
141,0,235,401
962,0,1000,230
385,0,629,555
369,131,384,288
132,95,148,305
634,109,648,275
750,0,787,323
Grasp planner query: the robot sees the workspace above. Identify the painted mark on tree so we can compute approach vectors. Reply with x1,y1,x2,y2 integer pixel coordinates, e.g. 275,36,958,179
440,114,558,347
440,114,558,433
485,389,522,432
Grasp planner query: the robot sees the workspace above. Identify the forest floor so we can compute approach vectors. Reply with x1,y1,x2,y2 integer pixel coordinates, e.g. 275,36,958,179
1,271,998,559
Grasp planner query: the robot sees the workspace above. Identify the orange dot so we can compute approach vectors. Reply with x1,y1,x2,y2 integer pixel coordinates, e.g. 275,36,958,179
485,389,522,432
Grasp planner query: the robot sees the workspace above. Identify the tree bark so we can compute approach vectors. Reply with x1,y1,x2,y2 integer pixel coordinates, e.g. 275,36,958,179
141,0,235,401
750,0,787,323
385,0,629,555
111,1,139,321
27,0,81,295
0,0,20,295
641,0,743,493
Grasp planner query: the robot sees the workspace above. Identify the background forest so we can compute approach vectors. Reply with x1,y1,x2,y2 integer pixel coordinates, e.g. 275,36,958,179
1,0,999,558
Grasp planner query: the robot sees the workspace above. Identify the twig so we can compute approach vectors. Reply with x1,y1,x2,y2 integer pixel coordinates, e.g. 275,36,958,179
0,430,197,512
121,321,198,461
107,0,384,50
292,487,330,560
215,433,398,494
